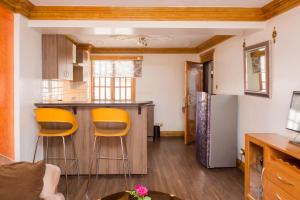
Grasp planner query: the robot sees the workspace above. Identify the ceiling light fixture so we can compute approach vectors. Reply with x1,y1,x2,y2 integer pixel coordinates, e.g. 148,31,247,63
137,37,148,47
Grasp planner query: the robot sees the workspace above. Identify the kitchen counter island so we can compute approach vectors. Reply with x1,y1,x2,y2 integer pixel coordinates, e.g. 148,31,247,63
35,101,154,175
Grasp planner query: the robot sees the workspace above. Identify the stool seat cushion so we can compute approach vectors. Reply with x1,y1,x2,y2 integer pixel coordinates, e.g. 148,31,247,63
39,128,74,137
95,128,128,137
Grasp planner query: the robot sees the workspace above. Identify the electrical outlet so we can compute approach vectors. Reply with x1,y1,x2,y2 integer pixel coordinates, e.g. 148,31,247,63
240,148,245,156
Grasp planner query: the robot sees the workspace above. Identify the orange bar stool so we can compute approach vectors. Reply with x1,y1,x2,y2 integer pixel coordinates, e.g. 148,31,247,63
33,108,80,193
89,108,131,187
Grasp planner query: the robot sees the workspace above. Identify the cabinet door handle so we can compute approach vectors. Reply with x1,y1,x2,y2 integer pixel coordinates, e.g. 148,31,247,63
276,174,295,186
275,193,283,200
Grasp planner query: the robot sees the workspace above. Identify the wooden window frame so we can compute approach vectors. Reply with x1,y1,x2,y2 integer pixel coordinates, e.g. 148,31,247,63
92,77,136,101
91,57,139,101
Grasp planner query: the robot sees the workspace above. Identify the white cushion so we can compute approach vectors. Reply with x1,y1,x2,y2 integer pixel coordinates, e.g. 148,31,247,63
40,164,65,200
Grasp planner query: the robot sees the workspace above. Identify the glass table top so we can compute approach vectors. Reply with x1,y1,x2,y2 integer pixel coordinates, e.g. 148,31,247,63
101,191,182,200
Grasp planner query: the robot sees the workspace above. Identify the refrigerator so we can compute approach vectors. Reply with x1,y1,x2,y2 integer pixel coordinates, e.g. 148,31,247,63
196,92,237,168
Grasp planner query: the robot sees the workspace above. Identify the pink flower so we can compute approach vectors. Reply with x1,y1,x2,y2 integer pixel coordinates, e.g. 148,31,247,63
134,184,149,197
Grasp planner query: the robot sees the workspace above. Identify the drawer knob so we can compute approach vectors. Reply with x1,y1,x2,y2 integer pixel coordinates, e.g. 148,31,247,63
276,174,295,186
275,193,284,200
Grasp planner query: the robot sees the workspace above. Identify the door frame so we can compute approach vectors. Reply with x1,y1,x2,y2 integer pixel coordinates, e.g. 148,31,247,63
184,61,203,144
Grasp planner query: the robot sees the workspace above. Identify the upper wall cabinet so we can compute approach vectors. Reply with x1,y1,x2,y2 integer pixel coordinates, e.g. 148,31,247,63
42,35,76,80
73,48,89,82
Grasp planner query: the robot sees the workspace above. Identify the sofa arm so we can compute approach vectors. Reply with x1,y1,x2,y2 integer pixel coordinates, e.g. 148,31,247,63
40,164,65,200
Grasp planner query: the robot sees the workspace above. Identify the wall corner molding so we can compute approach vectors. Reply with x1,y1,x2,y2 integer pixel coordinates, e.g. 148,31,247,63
196,35,233,53
0,0,34,17
262,0,300,20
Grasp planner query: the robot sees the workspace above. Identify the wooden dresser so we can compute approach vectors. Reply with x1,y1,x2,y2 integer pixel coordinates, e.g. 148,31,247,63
245,133,300,200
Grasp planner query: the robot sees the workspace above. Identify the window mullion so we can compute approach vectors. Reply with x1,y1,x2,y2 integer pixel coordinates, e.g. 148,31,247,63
111,77,115,101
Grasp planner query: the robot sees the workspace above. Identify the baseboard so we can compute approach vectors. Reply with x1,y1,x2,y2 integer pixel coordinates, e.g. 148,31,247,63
236,159,245,172
160,131,184,137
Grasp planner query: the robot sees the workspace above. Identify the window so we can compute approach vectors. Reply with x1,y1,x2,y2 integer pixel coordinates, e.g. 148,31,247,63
92,59,138,101
42,80,63,101
93,77,135,101
258,55,266,92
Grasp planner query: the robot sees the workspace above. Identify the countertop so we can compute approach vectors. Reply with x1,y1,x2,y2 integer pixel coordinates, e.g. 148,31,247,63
35,100,154,107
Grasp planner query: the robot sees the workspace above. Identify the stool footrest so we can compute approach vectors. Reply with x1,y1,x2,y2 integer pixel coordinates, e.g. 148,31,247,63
96,156,128,160
47,157,78,161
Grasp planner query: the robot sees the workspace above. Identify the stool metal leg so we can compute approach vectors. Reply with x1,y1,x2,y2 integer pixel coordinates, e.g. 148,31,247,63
88,136,98,187
33,136,40,163
71,135,80,181
62,136,69,197
123,136,131,179
120,136,128,188
45,137,49,163
96,137,101,179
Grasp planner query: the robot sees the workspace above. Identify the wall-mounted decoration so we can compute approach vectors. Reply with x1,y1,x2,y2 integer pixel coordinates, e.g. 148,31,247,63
243,39,246,48
244,41,270,97
272,27,277,44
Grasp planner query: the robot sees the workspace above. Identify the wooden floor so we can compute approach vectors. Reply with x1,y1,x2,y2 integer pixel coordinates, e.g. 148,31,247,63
58,137,244,200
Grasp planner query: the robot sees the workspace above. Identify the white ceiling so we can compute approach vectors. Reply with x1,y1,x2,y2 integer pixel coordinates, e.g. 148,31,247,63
31,0,272,7
35,27,217,48
31,21,265,48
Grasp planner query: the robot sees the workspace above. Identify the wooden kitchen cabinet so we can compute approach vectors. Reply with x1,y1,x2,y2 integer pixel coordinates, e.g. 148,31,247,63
42,35,76,80
76,47,88,64
73,47,89,82
245,133,300,200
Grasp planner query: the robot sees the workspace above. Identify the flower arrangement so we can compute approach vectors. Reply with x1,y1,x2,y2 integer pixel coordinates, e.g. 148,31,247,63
126,184,151,200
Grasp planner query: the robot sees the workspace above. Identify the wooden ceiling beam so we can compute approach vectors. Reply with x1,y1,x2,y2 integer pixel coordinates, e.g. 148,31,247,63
1,0,300,21
28,6,264,21
89,35,232,54
195,35,233,53
91,47,198,54
262,0,300,20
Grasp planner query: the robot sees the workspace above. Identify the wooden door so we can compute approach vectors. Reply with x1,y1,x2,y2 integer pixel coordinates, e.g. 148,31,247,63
183,61,203,144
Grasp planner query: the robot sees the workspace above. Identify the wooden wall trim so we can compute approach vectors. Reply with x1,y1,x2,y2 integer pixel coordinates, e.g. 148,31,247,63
200,49,215,63
160,131,184,137
2,0,300,21
28,6,265,21
91,47,198,54
90,55,143,60
77,43,94,51
196,35,232,53
262,0,300,20
88,36,231,54
0,0,34,17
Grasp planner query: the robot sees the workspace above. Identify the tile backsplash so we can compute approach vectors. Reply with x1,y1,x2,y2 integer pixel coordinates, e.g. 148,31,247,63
42,80,90,102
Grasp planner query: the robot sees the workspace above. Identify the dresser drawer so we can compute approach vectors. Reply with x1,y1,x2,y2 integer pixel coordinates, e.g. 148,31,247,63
265,161,300,199
263,178,295,200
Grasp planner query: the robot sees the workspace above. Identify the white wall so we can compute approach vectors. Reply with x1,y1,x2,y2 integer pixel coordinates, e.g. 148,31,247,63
136,54,198,131
14,14,43,161
210,6,300,158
